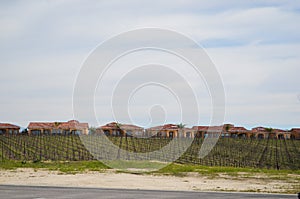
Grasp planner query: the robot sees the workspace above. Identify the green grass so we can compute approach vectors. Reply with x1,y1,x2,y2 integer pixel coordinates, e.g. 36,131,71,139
2,160,299,177
102,160,168,172
154,163,300,177
0,160,109,174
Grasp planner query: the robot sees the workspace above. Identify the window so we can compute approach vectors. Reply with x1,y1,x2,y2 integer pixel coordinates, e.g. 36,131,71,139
157,132,162,137
186,132,191,138
63,130,71,135
31,130,41,135
126,130,133,137
104,130,110,136
258,134,264,139
52,129,62,134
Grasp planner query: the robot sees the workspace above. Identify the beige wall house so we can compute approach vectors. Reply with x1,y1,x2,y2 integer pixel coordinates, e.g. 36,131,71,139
272,129,291,139
290,128,300,139
251,127,269,139
227,126,251,138
251,127,291,139
0,123,20,135
97,122,144,137
193,125,291,139
146,124,195,138
193,125,227,138
27,120,89,135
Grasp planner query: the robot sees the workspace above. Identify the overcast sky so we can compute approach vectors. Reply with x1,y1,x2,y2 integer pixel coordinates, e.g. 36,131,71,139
0,0,299,129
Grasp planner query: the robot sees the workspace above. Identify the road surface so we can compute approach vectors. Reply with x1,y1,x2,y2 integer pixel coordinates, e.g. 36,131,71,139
0,185,296,199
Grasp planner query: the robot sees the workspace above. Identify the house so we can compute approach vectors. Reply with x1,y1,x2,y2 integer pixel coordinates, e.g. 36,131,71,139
193,125,227,138
27,120,89,135
251,127,270,139
251,127,291,139
0,123,20,135
290,128,300,140
193,124,250,138
227,126,251,138
146,124,195,138
272,128,291,139
97,122,144,137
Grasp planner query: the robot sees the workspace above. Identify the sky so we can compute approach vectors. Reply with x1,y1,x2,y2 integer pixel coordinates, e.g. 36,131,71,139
0,0,300,130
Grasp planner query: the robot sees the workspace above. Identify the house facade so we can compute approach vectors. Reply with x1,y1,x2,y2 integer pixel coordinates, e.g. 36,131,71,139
0,119,295,139
291,128,300,139
193,124,237,138
251,127,291,139
27,120,89,135
227,126,251,138
97,122,144,137
145,124,195,138
251,127,270,139
192,125,292,139
0,123,20,135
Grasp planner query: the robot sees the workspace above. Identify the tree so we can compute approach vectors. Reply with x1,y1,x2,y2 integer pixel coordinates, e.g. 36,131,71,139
88,127,97,135
115,122,125,137
177,123,186,129
177,123,186,138
266,127,273,132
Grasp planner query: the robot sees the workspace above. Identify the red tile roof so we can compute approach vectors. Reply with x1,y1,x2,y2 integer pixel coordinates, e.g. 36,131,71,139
59,120,88,130
291,128,300,132
272,128,287,133
146,125,164,131
147,124,194,131
28,120,88,130
99,122,143,130
227,127,249,133
193,125,224,132
252,127,287,133
0,123,20,129
147,124,179,131
252,127,268,132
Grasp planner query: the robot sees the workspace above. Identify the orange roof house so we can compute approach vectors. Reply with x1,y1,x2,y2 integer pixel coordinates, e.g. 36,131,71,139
193,124,251,138
0,123,20,135
97,122,144,137
146,124,195,138
27,120,89,135
192,125,225,138
251,127,269,139
227,126,251,138
290,128,300,140
251,127,290,139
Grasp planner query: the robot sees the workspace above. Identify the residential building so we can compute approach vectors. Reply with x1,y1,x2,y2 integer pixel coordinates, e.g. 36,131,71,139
146,124,195,138
291,128,300,139
0,123,20,135
27,120,89,135
97,122,144,137
252,127,291,139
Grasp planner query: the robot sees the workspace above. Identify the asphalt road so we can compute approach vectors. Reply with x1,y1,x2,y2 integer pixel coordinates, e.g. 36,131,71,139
0,185,297,199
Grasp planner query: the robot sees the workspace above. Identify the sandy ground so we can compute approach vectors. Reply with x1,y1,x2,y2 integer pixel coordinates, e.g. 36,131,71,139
0,169,295,193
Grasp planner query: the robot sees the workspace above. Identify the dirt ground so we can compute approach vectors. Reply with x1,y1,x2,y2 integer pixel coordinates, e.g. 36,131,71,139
0,168,298,193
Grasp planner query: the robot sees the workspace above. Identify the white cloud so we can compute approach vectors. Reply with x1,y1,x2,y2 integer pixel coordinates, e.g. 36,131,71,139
0,1,299,129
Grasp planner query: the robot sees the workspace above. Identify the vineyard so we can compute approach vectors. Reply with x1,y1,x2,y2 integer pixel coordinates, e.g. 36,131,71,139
0,135,299,170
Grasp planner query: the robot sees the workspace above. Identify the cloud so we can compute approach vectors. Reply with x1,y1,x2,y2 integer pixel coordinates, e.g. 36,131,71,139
0,1,299,129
